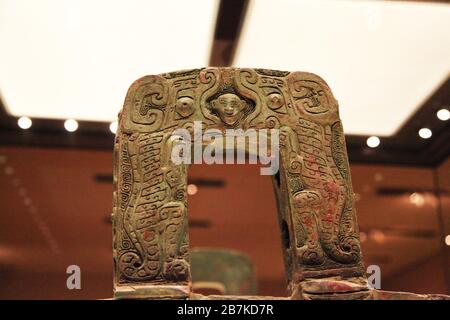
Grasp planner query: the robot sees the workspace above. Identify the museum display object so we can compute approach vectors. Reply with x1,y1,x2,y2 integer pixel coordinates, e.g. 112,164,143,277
112,67,449,300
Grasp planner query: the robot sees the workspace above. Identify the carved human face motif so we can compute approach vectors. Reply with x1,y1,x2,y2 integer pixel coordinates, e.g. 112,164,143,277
210,93,246,126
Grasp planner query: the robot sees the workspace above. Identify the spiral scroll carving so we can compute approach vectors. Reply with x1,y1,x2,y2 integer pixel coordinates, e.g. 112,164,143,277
113,68,366,296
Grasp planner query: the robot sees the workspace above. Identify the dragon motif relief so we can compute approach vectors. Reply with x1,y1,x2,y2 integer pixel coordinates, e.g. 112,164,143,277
113,68,367,299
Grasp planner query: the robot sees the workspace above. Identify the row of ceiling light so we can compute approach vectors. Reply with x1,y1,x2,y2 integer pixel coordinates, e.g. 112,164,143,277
15,108,449,143
365,108,449,148
17,117,119,134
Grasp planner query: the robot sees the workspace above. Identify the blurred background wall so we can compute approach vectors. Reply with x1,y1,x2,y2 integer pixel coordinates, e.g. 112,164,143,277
0,147,448,298
0,0,449,299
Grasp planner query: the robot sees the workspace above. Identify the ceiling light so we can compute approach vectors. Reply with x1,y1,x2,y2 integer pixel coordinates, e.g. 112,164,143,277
445,235,450,246
437,108,450,121
187,184,198,195
418,128,432,139
0,0,219,122
109,121,118,134
234,0,450,136
17,116,32,129
366,136,380,148
369,229,386,244
64,119,78,132
409,192,425,207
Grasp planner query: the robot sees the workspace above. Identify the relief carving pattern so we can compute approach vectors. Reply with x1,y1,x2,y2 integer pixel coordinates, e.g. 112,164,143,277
113,68,366,299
